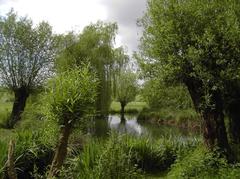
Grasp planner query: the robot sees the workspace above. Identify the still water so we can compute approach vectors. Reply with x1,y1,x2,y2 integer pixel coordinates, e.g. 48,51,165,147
90,114,199,139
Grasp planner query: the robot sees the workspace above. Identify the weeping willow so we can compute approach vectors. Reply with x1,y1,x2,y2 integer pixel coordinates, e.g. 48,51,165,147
56,22,128,116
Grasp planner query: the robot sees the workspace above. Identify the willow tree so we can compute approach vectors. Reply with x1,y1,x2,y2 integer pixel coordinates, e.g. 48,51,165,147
140,0,240,155
56,22,120,116
0,11,57,128
47,66,98,177
116,71,138,120
111,47,130,98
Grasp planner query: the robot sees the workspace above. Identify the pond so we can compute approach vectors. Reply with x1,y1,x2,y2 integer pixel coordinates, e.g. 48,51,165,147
89,114,200,139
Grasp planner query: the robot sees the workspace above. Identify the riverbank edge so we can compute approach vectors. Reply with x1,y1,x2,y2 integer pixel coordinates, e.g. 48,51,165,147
137,110,202,132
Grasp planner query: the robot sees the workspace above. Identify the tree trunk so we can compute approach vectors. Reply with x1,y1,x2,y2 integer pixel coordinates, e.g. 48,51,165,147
185,79,231,155
227,100,240,144
120,102,126,121
202,109,229,151
48,122,72,178
223,81,240,144
8,87,29,128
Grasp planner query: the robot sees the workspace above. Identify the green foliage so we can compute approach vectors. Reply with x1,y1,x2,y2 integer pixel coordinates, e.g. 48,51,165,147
13,131,54,178
141,78,193,110
56,21,124,115
115,71,138,106
45,66,98,125
0,140,7,176
62,133,143,179
92,134,142,179
59,140,99,178
130,137,176,172
127,135,199,174
168,145,240,179
0,89,12,127
60,133,200,178
0,126,56,178
0,110,10,128
140,0,240,109
137,107,199,129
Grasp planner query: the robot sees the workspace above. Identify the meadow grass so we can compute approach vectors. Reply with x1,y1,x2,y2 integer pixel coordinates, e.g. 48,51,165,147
0,89,13,126
0,101,12,126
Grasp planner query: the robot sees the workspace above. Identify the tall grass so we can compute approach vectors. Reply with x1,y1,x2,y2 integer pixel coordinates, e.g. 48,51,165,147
0,118,57,178
62,133,143,179
60,133,200,178
0,102,11,128
0,140,8,177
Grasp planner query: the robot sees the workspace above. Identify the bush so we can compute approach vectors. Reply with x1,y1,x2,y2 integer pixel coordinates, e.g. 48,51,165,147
128,136,200,173
45,66,98,177
141,79,193,110
45,66,98,125
167,145,240,179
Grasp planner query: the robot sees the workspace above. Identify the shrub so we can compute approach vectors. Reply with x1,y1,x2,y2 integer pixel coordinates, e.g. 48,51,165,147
167,145,237,179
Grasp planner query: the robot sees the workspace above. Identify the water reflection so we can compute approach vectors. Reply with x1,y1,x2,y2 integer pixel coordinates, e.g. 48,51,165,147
108,115,147,136
92,114,199,139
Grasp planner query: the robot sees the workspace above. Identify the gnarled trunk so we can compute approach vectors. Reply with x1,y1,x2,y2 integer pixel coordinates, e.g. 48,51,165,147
185,79,230,154
8,87,29,128
202,108,229,152
48,121,72,178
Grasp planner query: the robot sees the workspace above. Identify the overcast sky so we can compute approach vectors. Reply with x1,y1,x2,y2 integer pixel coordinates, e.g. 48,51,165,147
0,0,147,54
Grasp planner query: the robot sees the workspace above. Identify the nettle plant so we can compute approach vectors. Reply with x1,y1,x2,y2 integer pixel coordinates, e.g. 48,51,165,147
46,65,98,177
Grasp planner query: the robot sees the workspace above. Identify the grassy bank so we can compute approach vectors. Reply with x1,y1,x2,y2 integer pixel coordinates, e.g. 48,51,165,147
137,108,201,131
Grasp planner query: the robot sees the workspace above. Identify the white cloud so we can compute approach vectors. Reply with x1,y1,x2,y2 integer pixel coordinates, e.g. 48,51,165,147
0,0,107,34
0,0,147,53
